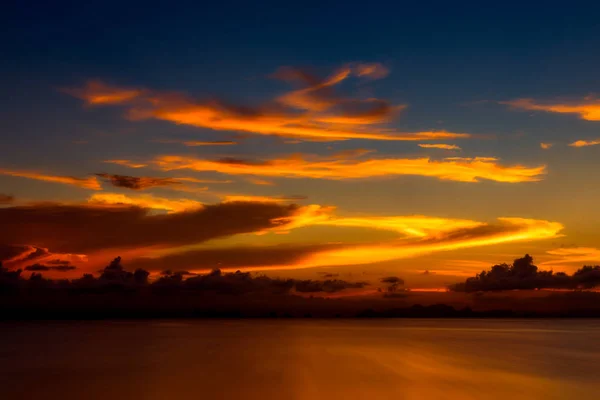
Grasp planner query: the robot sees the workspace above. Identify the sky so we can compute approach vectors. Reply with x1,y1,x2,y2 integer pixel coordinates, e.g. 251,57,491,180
2,2,600,287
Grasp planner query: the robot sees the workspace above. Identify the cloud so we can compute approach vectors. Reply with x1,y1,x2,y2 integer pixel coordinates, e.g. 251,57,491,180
153,154,546,183
154,139,238,146
65,64,472,142
246,177,275,186
540,142,553,150
104,160,148,168
0,194,14,204
127,244,341,272
88,193,204,213
569,139,600,148
0,245,86,270
0,169,101,190
25,263,77,272
542,247,600,266
502,98,600,121
293,218,563,269
0,202,303,253
63,80,144,105
124,214,564,273
95,173,183,190
418,144,461,150
222,195,307,204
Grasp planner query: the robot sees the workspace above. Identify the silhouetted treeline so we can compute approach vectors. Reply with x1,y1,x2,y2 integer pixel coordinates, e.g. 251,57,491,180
450,254,600,292
0,257,367,296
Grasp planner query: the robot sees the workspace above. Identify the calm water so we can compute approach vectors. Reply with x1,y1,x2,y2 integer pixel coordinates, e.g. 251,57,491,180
1,319,599,399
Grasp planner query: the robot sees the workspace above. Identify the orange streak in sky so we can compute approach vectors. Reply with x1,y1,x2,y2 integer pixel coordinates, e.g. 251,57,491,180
154,154,546,183
0,169,101,190
503,98,600,121
89,193,203,213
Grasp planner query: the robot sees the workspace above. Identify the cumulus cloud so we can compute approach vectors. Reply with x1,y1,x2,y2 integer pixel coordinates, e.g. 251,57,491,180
65,64,472,142
502,98,600,121
153,154,546,183
0,169,101,190
540,142,553,150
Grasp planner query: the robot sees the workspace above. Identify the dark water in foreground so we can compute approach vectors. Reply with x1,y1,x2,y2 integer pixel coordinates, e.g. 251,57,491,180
1,319,600,399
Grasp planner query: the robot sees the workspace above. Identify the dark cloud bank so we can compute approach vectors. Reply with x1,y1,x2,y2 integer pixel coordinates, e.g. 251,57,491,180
0,202,299,253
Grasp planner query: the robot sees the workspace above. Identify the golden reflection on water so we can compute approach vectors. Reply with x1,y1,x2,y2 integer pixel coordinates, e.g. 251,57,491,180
1,320,599,399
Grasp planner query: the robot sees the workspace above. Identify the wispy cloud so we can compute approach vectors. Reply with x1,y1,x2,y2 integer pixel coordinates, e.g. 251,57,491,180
502,98,600,121
152,154,546,183
153,139,238,147
0,168,101,190
65,64,472,142
95,173,183,190
63,80,144,105
222,195,307,204
88,193,203,213
540,142,553,150
418,144,461,150
569,139,600,148
542,247,600,266
131,214,564,272
104,160,148,168
294,217,564,269
246,177,275,186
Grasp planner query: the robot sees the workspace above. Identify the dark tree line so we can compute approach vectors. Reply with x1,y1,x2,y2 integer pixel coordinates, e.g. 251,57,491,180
0,257,368,296
450,254,600,292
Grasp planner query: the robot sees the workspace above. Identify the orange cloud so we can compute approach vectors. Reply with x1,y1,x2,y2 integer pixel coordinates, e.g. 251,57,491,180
246,177,275,186
222,195,307,204
89,193,203,213
63,80,144,105
154,139,238,146
104,159,148,168
418,144,461,150
0,168,101,190
154,154,546,183
540,142,553,150
66,65,472,142
569,139,600,148
503,98,600,121
542,247,600,267
137,213,565,272
294,217,564,268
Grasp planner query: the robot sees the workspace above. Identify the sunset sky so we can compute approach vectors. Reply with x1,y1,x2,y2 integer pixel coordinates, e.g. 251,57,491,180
3,3,600,287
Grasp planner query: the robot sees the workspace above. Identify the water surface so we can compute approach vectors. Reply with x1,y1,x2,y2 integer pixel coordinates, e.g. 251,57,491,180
1,319,599,399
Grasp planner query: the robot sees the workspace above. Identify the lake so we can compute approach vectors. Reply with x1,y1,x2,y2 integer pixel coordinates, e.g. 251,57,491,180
1,319,599,399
